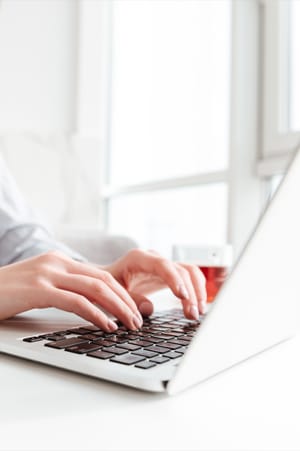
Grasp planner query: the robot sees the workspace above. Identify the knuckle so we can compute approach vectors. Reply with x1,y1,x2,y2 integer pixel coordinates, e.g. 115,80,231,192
148,248,160,255
189,263,206,279
38,251,63,265
30,274,47,289
127,248,144,260
176,265,189,278
99,271,113,284
90,279,105,294
177,263,206,283
156,257,171,271
30,265,53,287
187,265,206,283
72,295,86,310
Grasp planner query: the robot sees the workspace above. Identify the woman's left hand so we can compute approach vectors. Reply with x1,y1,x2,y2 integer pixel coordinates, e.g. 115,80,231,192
103,248,207,320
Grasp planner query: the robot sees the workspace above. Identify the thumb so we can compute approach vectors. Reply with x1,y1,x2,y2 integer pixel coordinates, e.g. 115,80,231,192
129,292,154,317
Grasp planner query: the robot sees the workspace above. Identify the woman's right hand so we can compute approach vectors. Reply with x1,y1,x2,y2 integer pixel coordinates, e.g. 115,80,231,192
0,251,144,332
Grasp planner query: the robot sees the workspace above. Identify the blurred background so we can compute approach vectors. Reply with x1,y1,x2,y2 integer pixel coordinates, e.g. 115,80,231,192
0,0,299,261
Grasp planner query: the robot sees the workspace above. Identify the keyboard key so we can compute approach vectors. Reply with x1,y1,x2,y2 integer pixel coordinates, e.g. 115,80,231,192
45,337,89,349
116,343,141,351
93,331,105,337
103,333,118,339
167,322,184,327
162,331,184,337
132,349,158,358
177,319,194,324
40,334,65,341
171,328,188,333
84,325,102,332
144,337,164,344
151,334,177,340
115,330,129,336
65,343,102,354
108,336,128,344
23,336,44,343
149,356,170,364
87,350,115,359
117,338,130,344
134,331,151,337
148,326,167,332
125,334,140,340
81,334,100,341
110,354,145,365
135,361,157,369
52,330,71,336
104,346,128,355
132,340,153,347
67,327,93,335
159,342,181,350
163,351,182,359
169,339,190,346
146,345,170,354
94,340,117,347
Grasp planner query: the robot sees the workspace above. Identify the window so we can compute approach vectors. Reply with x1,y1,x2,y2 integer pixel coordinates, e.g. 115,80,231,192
258,0,300,203
109,183,228,258
105,0,231,258
76,0,297,260
261,0,300,164
290,0,300,131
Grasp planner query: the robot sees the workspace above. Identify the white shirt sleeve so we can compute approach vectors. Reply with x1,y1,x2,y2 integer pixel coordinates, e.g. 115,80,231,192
0,156,86,265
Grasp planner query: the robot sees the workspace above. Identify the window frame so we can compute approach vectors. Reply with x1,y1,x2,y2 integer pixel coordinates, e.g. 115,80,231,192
258,0,300,177
103,0,232,254
75,0,296,260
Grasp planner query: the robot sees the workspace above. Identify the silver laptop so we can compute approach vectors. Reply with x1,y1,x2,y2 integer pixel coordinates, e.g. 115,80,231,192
0,149,299,395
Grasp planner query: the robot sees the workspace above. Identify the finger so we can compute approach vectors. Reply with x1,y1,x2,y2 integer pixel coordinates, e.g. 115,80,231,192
175,265,200,320
128,250,192,302
177,263,207,315
130,292,154,317
138,253,201,320
55,273,142,330
62,259,143,320
48,287,118,333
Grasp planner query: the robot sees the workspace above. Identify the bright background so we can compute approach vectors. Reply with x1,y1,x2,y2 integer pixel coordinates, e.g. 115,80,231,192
0,0,299,261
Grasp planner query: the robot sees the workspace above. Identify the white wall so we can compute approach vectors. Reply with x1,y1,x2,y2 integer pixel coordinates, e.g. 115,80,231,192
0,0,103,230
0,0,78,133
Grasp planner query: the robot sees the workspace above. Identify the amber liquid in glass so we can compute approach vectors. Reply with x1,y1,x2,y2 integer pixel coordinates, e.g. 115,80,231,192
200,266,228,303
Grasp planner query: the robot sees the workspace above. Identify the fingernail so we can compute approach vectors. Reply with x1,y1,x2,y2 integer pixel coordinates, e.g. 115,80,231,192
189,305,199,320
201,302,207,314
178,283,189,299
139,301,153,317
136,310,143,322
133,314,143,329
107,319,118,332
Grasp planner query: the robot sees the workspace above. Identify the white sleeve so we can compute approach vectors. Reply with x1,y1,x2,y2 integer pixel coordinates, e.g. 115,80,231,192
0,156,86,265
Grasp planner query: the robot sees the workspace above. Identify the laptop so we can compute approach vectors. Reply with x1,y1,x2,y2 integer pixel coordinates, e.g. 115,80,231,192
0,149,299,395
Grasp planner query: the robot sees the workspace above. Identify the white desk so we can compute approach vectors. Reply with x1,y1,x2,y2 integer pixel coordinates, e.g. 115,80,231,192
0,323,299,451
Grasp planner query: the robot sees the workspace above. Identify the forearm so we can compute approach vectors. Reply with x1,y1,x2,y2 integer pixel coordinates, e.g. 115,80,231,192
0,222,85,265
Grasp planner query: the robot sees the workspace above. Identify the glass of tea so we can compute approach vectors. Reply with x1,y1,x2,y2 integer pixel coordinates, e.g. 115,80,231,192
172,244,233,303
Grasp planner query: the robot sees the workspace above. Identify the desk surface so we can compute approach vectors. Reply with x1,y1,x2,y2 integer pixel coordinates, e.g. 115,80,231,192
0,305,299,451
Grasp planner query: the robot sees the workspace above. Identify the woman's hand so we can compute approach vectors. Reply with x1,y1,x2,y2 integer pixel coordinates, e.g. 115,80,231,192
104,248,207,320
0,251,143,332
0,249,206,331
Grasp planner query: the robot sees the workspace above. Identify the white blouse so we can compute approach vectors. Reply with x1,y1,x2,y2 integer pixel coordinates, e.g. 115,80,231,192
0,156,84,265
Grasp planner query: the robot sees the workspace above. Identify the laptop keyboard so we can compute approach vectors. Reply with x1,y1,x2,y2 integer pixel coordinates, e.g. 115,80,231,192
22,309,203,370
